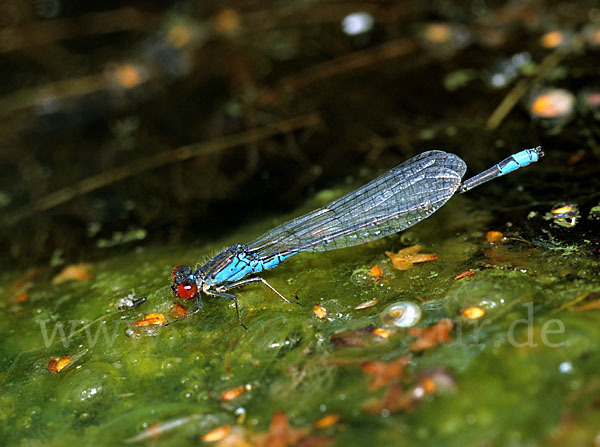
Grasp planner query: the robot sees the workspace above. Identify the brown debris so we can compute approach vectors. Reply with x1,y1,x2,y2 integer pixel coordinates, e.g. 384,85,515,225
408,319,453,351
454,269,476,280
202,425,232,443
313,414,340,429
313,304,327,320
251,411,309,447
52,263,93,284
134,313,166,327
486,230,504,243
330,324,382,348
385,246,439,271
361,356,411,391
354,299,377,310
47,355,71,373
220,385,246,402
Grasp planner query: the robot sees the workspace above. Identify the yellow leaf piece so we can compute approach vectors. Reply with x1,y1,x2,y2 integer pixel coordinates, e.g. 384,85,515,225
385,246,439,271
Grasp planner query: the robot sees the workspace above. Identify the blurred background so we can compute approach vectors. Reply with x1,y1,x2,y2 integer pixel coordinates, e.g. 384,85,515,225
1,0,599,269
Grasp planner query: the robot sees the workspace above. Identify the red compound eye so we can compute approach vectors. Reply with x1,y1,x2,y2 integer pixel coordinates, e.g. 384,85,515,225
176,282,198,300
172,265,187,280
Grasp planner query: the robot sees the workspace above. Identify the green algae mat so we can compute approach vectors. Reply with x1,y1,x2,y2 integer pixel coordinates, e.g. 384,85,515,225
2,192,599,447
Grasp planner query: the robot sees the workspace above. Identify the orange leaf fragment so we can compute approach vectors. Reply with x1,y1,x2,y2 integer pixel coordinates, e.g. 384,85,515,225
361,356,411,391
454,269,476,280
363,382,407,414
540,30,564,48
408,319,453,351
52,263,93,284
486,231,503,243
170,303,187,317
213,9,241,34
461,306,485,319
47,358,58,373
12,267,44,289
14,291,28,303
313,414,340,429
115,64,142,89
220,385,245,402
213,427,252,447
551,205,575,214
570,299,600,312
424,23,452,43
202,425,232,443
313,304,327,320
48,355,71,373
567,150,585,166
372,328,391,338
363,368,456,415
134,313,166,327
385,246,439,271
421,376,436,394
369,265,383,278
251,411,309,447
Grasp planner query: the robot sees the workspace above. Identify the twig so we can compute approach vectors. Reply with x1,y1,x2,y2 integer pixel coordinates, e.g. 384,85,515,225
0,8,157,54
3,113,321,226
258,38,415,104
0,73,108,116
486,49,566,130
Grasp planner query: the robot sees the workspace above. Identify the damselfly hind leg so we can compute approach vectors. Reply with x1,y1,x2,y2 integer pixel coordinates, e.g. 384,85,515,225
205,289,247,330
218,276,302,306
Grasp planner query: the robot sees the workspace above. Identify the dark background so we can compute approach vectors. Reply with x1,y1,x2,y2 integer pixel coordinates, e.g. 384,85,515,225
1,0,599,268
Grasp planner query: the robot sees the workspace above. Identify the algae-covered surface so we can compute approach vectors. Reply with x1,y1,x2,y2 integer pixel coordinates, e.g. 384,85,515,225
3,1,600,446
2,188,600,446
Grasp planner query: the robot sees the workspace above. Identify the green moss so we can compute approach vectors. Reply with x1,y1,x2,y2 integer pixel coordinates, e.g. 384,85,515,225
1,197,599,447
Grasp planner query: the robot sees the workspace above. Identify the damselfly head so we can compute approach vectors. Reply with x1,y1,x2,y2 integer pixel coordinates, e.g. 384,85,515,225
171,265,199,300
172,264,192,281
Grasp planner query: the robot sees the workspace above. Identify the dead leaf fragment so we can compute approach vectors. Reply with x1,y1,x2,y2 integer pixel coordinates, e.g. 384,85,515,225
202,425,232,443
570,299,600,311
461,306,485,319
331,324,380,348
52,263,93,284
361,356,411,391
251,411,309,447
220,385,245,402
369,265,383,278
385,246,439,271
486,231,504,243
408,319,453,351
313,304,327,320
170,303,187,317
354,299,377,310
214,427,252,447
48,355,71,373
372,328,391,338
363,382,407,414
313,414,340,429
134,313,166,327
454,269,476,280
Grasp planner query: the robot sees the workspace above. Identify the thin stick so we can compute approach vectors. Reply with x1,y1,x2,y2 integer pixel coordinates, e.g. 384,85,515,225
3,113,321,226
486,49,566,130
0,8,157,54
258,38,415,104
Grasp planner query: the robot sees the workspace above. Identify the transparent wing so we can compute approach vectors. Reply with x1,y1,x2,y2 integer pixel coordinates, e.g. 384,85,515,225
246,151,466,260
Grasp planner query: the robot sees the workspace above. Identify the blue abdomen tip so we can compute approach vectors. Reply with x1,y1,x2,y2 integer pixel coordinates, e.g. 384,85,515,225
513,146,544,167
